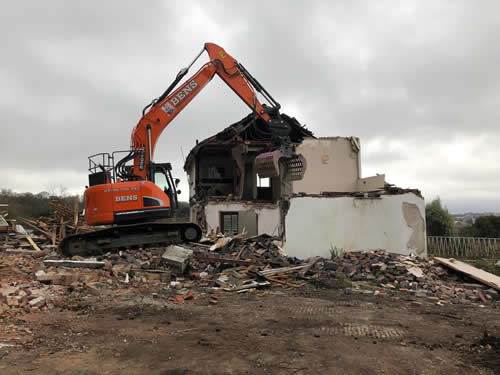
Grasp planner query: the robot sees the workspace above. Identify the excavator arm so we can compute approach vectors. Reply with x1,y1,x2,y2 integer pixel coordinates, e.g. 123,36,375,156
128,43,284,181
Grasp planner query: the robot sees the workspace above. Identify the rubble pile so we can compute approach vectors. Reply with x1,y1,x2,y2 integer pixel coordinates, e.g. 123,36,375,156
313,250,498,303
1,232,498,318
184,237,499,303
0,248,174,317
189,234,301,267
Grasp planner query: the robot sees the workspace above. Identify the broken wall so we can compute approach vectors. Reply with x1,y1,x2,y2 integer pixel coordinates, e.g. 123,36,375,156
293,137,360,194
204,201,281,236
284,193,426,258
293,137,385,194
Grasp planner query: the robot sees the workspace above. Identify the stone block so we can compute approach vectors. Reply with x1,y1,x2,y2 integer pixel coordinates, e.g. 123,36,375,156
29,296,46,308
161,245,193,274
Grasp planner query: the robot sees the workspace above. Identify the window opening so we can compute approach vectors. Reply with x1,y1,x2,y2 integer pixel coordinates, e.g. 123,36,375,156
220,212,238,235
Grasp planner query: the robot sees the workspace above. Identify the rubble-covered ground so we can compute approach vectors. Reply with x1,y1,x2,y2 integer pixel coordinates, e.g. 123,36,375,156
1,233,500,374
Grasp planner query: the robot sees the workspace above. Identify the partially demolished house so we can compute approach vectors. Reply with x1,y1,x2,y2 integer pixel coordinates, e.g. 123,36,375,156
184,114,426,258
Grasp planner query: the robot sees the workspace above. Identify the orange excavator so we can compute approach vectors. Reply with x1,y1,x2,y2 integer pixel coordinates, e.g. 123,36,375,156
61,43,305,256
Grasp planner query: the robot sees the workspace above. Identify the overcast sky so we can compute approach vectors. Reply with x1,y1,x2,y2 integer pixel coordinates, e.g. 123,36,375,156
1,1,499,213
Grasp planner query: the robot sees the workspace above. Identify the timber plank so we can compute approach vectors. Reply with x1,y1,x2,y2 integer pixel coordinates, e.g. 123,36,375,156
434,257,500,291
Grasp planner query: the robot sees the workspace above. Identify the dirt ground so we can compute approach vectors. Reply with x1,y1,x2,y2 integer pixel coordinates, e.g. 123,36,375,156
1,286,499,375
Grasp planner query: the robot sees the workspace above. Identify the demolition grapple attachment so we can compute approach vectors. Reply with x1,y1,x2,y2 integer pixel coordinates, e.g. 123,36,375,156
255,149,307,181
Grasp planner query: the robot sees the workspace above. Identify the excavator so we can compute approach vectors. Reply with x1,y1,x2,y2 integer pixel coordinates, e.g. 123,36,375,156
60,42,306,256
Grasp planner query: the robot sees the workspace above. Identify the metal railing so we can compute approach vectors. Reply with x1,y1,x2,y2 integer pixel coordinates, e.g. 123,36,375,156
427,236,500,259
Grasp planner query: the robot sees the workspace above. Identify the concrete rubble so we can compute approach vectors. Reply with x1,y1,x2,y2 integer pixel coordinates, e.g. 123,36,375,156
161,245,193,274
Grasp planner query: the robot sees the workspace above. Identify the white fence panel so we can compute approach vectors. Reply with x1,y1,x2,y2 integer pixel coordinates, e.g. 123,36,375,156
427,236,500,258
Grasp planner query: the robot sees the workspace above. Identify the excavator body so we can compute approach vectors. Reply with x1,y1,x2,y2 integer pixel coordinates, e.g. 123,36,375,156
84,181,170,226
61,42,306,256
61,157,201,256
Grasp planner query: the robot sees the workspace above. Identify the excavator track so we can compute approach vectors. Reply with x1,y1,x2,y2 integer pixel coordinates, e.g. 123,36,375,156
60,222,202,257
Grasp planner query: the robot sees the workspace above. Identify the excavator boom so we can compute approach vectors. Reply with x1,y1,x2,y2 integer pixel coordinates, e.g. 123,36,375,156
128,42,290,182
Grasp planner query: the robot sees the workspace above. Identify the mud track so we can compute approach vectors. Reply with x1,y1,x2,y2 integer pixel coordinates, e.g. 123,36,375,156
1,287,499,374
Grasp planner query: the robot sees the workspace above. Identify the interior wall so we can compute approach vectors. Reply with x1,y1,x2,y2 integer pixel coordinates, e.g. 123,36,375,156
284,193,426,258
204,201,281,236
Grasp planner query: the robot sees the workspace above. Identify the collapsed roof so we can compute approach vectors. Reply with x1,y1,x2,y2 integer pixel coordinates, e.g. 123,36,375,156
184,112,314,170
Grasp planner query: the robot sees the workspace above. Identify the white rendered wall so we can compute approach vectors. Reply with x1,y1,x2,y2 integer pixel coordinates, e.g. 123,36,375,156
204,202,281,236
293,137,360,194
284,193,426,258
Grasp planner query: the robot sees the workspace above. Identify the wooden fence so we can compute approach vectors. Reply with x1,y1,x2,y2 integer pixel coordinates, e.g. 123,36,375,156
427,236,500,259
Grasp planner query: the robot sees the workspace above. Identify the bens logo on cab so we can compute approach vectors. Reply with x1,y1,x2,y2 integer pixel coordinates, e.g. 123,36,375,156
115,195,138,202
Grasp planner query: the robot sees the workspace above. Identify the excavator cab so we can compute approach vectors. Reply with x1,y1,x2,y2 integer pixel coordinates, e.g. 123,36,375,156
151,162,179,211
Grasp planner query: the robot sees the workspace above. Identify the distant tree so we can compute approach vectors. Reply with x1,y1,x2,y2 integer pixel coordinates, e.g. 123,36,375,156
425,198,454,236
465,216,500,238
0,187,81,219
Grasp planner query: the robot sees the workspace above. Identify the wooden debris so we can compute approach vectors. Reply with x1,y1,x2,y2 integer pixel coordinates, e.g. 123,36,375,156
264,276,305,288
15,224,41,252
210,237,231,251
43,260,105,269
257,265,308,277
434,257,500,291
477,289,488,304
17,199,92,247
25,234,41,252
194,255,254,266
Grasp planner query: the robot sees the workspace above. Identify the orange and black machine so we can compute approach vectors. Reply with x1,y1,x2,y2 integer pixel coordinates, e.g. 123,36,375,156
62,43,305,256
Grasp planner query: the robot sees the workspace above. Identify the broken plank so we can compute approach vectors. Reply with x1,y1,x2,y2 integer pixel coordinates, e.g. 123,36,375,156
231,281,270,291
15,224,41,252
51,226,57,246
194,255,253,265
18,218,53,240
73,195,79,227
434,257,500,291
43,260,105,269
192,242,212,248
477,289,488,304
257,265,308,277
264,276,305,288
246,257,291,267
25,234,41,252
